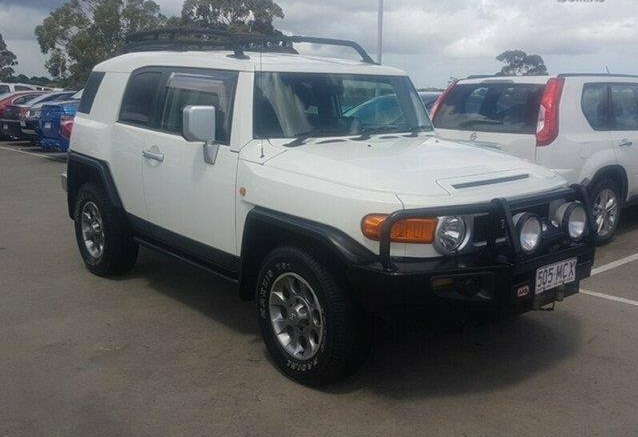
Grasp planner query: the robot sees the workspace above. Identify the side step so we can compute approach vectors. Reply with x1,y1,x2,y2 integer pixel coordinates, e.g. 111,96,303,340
134,237,239,285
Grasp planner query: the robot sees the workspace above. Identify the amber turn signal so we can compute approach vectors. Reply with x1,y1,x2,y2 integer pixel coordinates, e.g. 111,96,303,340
361,214,438,244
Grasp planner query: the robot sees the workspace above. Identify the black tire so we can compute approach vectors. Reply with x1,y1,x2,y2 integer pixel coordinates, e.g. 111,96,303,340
73,182,138,276
256,246,370,386
589,178,622,246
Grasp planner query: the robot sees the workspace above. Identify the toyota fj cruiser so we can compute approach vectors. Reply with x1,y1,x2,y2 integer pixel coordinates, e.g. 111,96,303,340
63,29,596,385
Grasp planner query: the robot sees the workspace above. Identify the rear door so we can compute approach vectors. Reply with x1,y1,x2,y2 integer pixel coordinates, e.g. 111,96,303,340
433,79,547,162
609,82,638,197
112,69,163,220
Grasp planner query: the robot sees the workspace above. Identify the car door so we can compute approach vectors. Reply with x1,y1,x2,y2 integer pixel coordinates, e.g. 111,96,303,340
141,68,240,260
112,69,163,221
609,83,638,198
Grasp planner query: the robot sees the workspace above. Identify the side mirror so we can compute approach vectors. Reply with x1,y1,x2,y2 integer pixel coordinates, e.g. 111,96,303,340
182,105,219,165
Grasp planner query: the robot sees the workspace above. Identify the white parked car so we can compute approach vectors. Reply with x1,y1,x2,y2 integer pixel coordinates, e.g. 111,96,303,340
63,30,596,385
431,74,638,244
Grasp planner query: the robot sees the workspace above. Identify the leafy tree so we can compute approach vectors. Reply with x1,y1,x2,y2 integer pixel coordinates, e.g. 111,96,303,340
0,33,18,80
496,50,548,76
35,0,167,88
181,0,284,34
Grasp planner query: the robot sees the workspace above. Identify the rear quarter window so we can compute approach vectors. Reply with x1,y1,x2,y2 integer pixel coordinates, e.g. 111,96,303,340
581,83,609,131
434,82,545,134
0,85,9,93
119,71,162,127
78,72,105,114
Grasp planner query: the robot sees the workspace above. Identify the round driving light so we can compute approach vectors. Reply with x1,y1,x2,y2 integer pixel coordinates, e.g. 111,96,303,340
514,213,542,254
555,202,587,241
434,216,468,255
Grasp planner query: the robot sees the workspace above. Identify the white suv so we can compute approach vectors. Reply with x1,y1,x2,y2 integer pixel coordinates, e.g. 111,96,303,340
63,30,596,385
431,74,638,244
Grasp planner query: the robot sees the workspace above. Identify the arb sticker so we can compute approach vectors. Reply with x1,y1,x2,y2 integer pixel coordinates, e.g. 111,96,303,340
516,285,530,298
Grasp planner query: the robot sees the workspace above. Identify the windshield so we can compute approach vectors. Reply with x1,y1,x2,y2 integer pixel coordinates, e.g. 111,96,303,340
253,72,431,140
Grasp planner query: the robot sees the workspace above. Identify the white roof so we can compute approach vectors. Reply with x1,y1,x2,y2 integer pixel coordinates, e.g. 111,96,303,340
458,76,551,85
458,74,638,85
94,50,406,76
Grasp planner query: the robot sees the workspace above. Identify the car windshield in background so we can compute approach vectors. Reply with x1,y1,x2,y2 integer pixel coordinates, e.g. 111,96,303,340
253,72,431,140
434,82,545,134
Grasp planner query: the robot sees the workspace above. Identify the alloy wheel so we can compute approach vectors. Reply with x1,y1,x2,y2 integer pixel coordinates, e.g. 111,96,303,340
268,272,324,360
80,201,105,259
593,188,619,238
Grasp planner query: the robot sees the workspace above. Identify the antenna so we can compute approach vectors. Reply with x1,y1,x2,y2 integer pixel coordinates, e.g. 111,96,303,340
605,66,611,75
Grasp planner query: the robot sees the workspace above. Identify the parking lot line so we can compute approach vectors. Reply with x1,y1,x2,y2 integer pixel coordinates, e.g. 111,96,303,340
580,289,638,307
590,253,638,277
0,145,66,161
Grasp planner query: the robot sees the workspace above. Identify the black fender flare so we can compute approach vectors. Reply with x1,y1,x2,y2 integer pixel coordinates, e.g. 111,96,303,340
66,151,123,218
238,207,376,300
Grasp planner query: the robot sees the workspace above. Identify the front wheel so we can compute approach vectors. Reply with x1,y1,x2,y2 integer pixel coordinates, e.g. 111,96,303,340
256,246,370,386
590,178,621,245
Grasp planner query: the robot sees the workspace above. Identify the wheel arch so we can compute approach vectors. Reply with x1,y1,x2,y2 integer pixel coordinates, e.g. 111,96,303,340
585,165,629,204
67,152,123,219
238,207,375,301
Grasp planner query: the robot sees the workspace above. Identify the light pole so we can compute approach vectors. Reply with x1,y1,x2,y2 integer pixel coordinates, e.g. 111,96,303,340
377,0,384,64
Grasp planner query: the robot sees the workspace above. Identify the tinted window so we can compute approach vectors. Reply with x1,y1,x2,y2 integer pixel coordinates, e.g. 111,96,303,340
78,71,105,114
15,85,32,91
581,84,608,130
14,94,39,104
119,71,161,126
434,82,545,134
253,72,430,139
0,85,9,93
159,71,237,144
611,84,638,131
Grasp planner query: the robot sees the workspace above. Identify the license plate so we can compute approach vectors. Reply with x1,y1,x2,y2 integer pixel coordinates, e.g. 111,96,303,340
44,122,52,130
20,121,26,127
535,258,577,294
2,123,7,130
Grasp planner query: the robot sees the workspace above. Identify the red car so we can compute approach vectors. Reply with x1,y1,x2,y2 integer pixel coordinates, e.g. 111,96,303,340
0,91,45,140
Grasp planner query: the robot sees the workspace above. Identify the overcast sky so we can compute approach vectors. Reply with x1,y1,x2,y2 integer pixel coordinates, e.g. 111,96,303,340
1,0,636,87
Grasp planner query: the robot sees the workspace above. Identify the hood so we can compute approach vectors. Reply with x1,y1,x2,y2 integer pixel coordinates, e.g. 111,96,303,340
263,135,566,204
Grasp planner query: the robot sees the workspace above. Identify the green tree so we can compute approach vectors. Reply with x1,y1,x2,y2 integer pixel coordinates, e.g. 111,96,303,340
181,0,284,34
0,33,18,80
496,50,548,76
35,0,167,88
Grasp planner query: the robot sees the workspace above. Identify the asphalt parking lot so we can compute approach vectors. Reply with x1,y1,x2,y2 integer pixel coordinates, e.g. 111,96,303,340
1,141,638,437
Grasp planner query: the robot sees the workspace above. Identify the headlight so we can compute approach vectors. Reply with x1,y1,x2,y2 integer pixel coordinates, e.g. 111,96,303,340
434,216,469,255
555,201,587,241
513,213,542,254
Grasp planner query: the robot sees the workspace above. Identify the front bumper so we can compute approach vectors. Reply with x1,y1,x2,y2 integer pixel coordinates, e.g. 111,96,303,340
349,244,592,312
348,185,596,313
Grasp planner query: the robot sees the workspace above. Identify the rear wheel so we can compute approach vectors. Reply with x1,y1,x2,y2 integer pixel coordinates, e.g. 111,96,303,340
73,182,138,276
590,178,621,245
256,246,370,386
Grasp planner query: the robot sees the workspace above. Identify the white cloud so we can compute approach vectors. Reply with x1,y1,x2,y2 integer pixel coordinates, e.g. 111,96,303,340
2,0,637,85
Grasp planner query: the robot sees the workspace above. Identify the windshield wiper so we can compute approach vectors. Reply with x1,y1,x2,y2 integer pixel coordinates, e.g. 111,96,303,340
404,125,434,137
284,128,349,147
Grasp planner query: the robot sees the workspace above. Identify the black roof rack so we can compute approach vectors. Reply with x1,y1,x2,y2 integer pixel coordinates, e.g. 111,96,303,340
123,28,377,64
558,73,638,78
